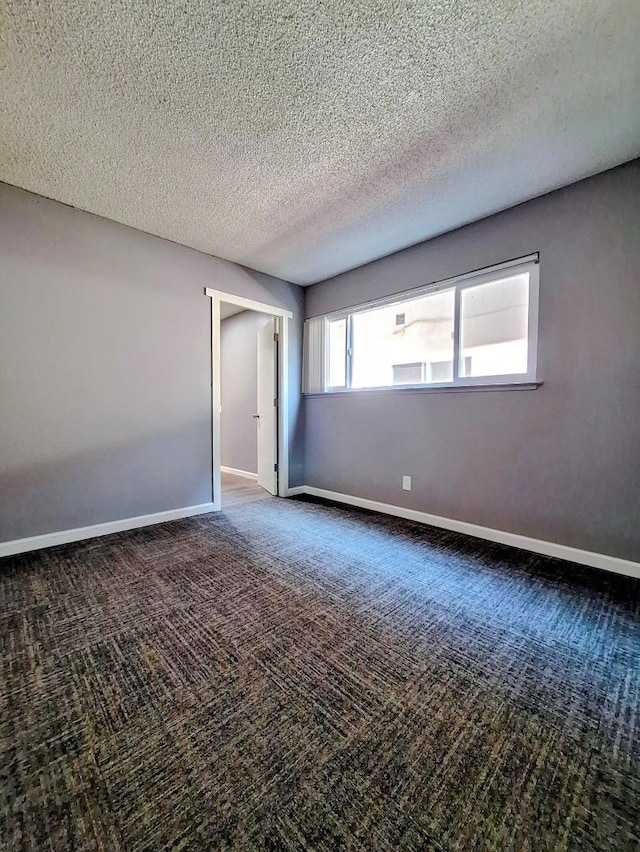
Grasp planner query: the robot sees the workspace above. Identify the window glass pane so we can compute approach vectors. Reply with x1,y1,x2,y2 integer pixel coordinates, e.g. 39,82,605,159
392,363,423,384
459,273,529,377
351,289,455,388
328,318,347,387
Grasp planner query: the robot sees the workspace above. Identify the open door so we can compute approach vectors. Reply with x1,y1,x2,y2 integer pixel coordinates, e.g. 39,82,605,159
256,318,278,495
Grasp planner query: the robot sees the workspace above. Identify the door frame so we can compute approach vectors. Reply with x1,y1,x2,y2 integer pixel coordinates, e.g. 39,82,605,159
205,288,293,510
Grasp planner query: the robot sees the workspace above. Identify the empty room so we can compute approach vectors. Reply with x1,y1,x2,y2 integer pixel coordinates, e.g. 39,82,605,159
1,1,639,849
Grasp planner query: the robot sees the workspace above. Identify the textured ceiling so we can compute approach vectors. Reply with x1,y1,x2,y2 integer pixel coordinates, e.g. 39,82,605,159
1,2,639,285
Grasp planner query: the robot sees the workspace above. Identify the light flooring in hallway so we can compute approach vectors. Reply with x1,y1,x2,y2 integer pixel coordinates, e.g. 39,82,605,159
221,470,271,507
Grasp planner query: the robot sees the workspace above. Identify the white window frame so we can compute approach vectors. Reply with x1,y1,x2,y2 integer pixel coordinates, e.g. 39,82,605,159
305,254,540,394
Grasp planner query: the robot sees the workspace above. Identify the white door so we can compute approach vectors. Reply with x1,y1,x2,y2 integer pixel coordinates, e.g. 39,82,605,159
256,318,278,495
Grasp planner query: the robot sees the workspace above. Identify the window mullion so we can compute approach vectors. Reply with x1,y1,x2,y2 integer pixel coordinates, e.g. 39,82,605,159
452,286,461,384
346,314,354,388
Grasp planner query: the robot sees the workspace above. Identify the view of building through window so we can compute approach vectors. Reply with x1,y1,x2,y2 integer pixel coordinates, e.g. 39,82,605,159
459,274,529,378
352,288,455,387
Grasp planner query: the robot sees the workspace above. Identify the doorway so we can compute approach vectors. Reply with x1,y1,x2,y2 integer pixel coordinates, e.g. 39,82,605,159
219,308,276,505
206,289,292,511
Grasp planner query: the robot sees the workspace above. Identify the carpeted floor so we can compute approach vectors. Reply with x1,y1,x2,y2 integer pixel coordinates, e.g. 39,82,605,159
1,495,639,850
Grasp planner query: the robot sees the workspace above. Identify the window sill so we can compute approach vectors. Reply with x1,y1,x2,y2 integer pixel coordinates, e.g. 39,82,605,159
304,381,543,398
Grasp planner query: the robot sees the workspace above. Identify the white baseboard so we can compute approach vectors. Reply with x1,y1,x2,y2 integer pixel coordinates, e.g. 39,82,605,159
221,466,258,480
5,487,637,580
286,486,307,497
287,486,640,579
0,503,217,559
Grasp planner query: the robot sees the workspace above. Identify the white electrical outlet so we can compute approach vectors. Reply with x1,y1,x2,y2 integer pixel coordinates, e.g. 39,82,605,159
402,475,412,491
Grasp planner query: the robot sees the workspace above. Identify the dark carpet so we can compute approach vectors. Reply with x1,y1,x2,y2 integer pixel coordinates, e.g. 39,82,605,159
1,495,639,850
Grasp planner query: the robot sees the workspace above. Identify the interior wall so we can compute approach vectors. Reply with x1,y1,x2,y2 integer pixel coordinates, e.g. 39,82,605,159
304,160,640,562
220,310,270,474
0,183,304,543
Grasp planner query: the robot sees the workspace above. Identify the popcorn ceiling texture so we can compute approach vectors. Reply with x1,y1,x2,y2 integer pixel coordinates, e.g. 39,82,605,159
1,1,639,284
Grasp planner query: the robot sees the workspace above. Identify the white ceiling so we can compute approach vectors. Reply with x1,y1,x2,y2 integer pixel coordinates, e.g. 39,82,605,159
1,1,639,285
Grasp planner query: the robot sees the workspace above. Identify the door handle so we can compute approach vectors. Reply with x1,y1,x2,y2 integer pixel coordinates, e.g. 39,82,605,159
253,414,260,419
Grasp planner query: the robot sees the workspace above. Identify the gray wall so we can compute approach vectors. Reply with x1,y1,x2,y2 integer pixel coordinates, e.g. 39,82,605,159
220,311,270,474
0,182,304,542
304,161,640,562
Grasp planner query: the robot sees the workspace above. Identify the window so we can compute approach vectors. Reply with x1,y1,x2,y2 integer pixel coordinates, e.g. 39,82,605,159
304,255,539,393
